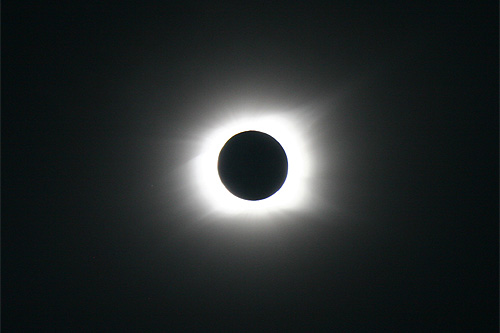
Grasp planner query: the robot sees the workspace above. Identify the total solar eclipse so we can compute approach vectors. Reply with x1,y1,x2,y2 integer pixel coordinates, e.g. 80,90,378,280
217,131,288,201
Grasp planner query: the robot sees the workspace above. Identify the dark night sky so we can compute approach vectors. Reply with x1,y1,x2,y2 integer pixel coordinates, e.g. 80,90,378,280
3,2,498,330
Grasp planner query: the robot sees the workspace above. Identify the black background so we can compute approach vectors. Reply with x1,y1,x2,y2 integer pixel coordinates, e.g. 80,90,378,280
3,2,498,330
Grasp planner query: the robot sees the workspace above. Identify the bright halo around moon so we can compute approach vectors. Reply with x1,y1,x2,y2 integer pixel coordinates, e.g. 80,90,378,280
188,106,323,219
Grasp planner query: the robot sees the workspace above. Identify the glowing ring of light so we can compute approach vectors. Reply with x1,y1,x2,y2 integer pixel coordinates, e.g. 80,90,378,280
190,108,317,218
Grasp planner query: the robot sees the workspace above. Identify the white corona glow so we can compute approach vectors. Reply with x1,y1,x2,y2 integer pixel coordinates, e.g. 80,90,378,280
189,107,320,218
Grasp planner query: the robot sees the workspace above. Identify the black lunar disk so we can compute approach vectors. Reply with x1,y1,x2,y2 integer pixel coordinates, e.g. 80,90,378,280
217,131,288,201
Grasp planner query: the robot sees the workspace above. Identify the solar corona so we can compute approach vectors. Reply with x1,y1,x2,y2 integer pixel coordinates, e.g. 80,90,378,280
188,109,320,218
